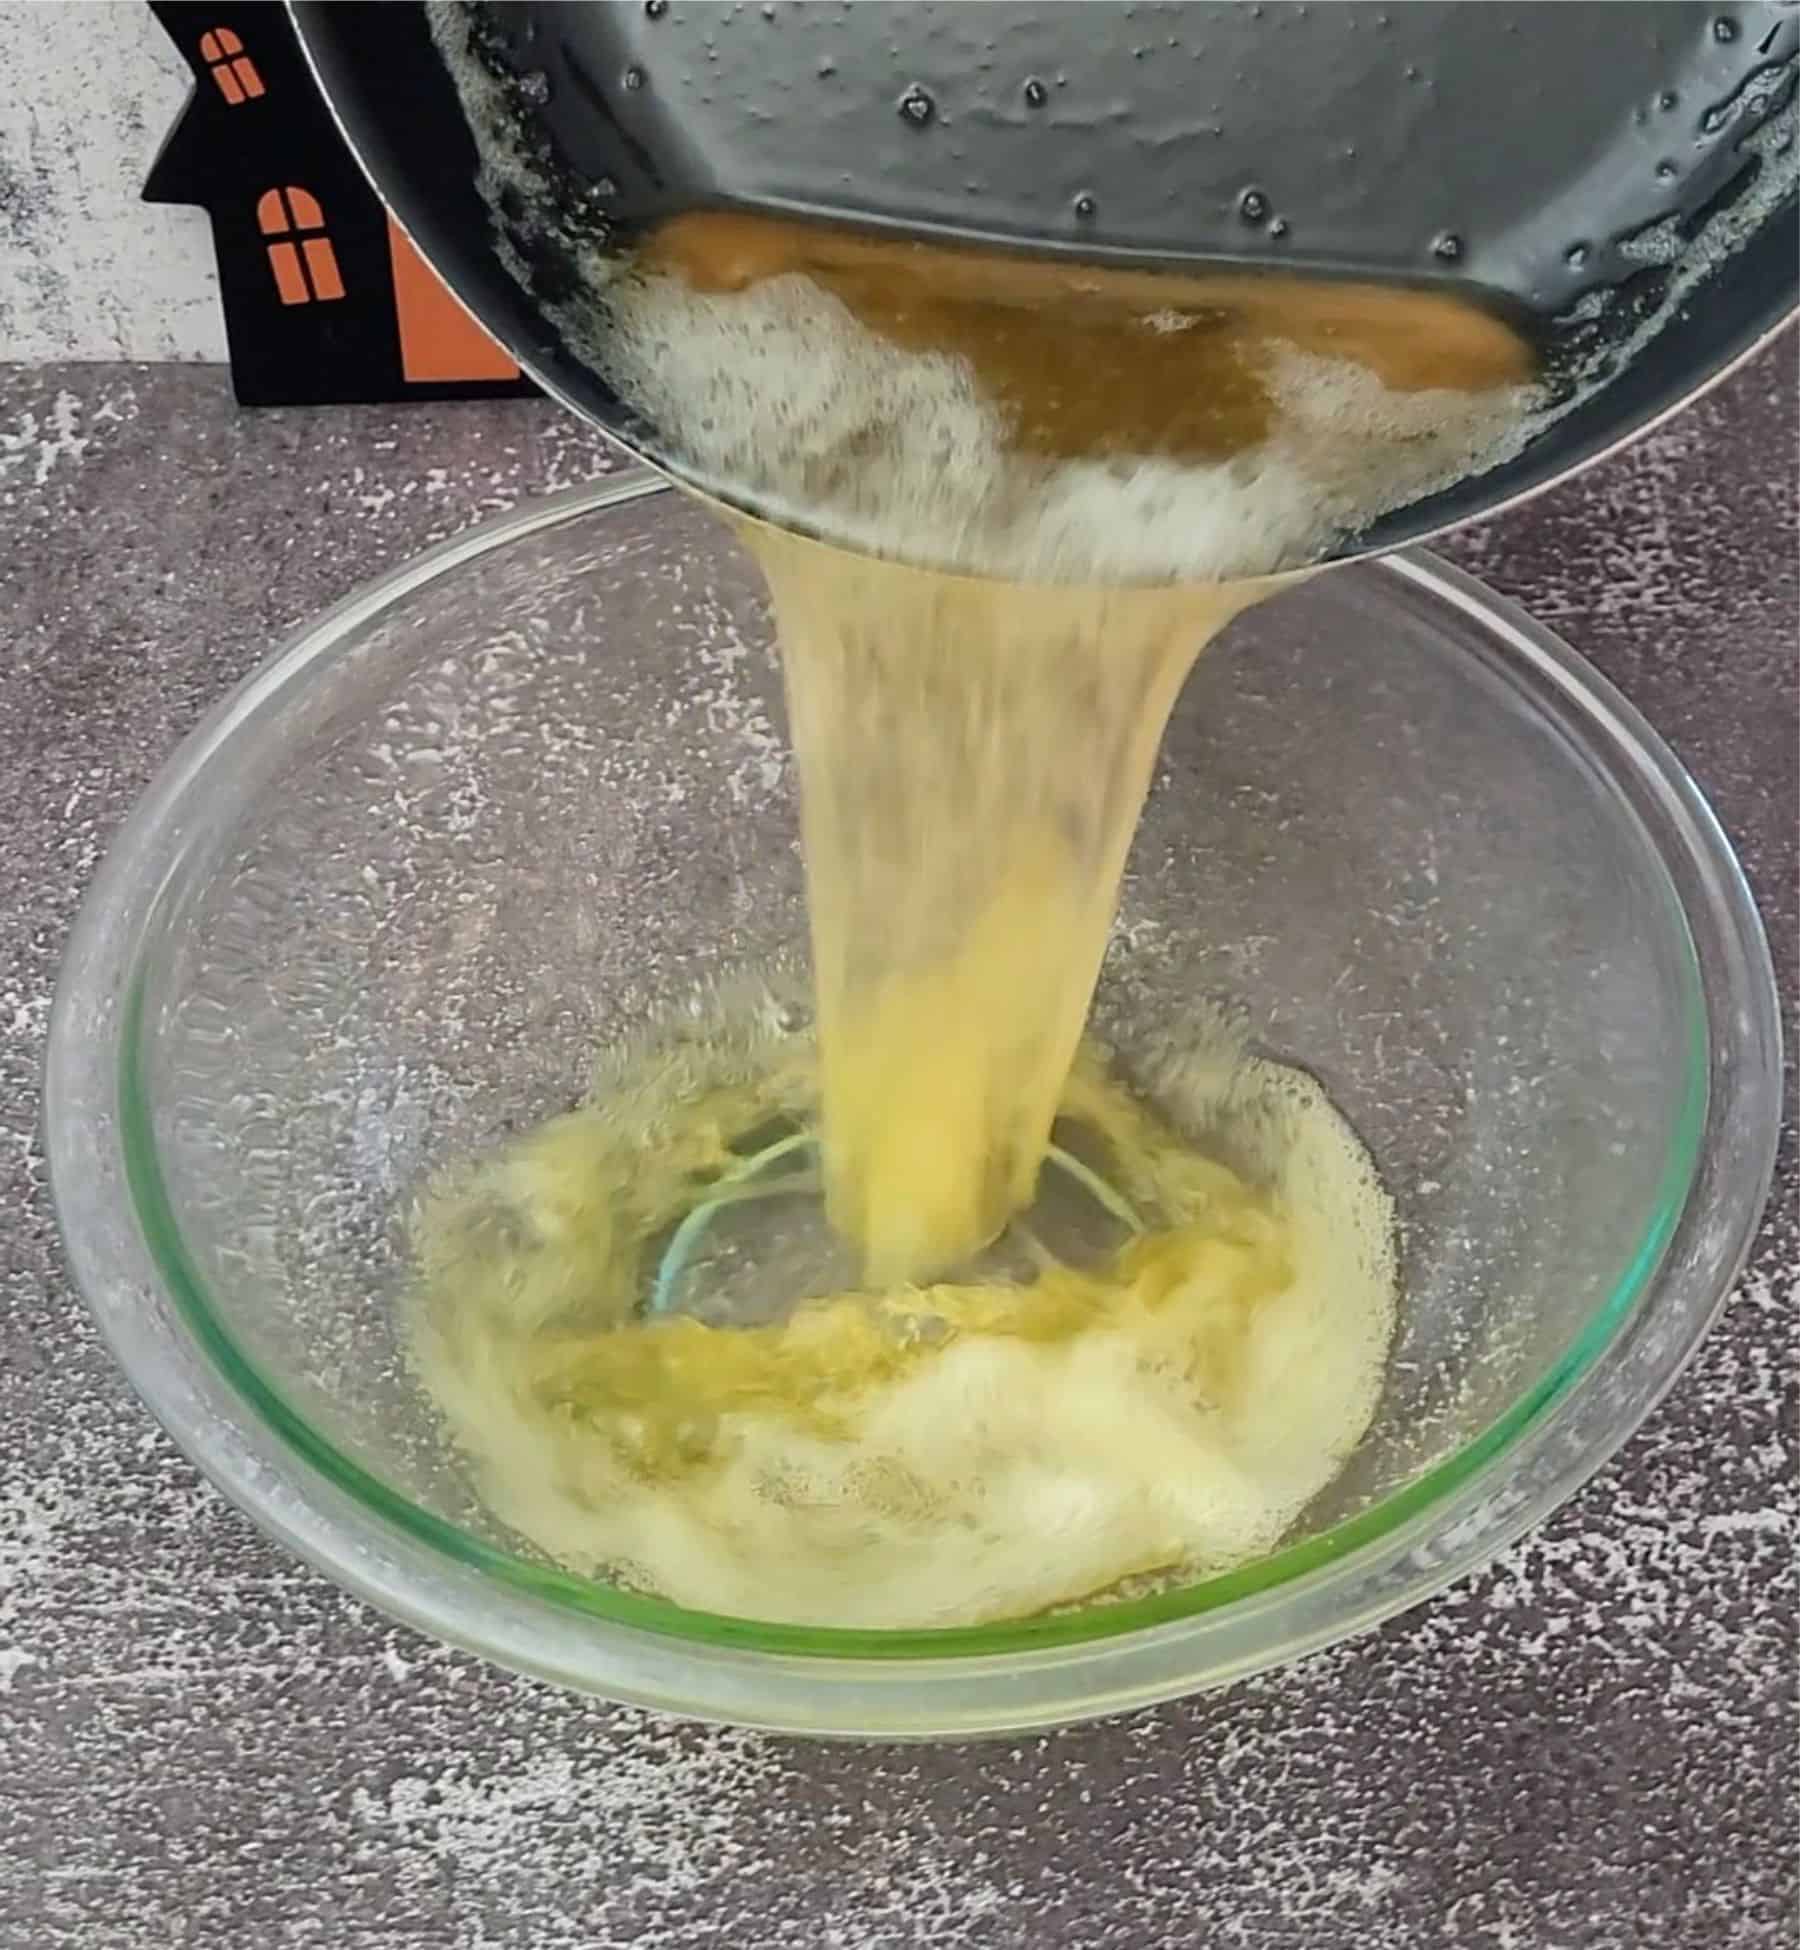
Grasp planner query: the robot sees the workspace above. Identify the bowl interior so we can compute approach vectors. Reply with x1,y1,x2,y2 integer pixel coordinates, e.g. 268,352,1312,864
123,482,1704,1654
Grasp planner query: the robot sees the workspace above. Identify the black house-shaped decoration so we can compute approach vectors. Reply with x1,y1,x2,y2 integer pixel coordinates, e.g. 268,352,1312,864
143,0,537,407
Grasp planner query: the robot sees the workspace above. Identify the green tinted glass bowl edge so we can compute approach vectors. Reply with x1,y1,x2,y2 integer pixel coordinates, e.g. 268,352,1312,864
45,476,1781,1737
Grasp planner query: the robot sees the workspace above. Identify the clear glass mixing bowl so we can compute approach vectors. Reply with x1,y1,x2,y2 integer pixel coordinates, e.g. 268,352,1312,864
45,476,1779,1737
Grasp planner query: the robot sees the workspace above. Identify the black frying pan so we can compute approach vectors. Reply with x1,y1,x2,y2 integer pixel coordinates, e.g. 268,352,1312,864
290,1,1798,560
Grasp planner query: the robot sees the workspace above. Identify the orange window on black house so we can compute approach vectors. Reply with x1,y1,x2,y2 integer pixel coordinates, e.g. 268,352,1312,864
257,188,346,307
199,27,264,104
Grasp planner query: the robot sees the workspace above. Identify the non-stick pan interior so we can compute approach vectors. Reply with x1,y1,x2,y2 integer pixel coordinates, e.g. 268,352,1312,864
292,1,1797,554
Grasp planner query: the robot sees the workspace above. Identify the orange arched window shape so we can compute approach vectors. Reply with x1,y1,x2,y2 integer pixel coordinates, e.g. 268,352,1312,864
198,27,265,105
256,188,346,307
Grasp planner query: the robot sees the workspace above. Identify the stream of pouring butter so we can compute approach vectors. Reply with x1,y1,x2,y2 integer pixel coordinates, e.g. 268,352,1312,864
749,522,1266,1282
406,213,1541,1625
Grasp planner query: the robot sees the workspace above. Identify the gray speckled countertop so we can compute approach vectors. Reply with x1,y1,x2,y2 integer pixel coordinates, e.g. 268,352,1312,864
1,348,1794,1950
